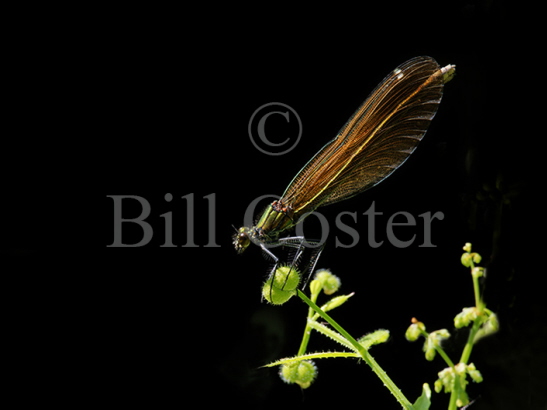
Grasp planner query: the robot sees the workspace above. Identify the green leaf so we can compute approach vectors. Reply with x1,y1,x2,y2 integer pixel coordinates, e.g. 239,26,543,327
412,383,432,410
357,329,390,349
263,351,359,367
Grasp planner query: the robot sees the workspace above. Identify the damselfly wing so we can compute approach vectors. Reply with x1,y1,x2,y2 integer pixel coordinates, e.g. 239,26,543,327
235,56,455,279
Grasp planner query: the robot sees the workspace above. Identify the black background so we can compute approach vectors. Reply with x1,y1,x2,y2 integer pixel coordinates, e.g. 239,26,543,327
6,2,545,409
102,4,542,410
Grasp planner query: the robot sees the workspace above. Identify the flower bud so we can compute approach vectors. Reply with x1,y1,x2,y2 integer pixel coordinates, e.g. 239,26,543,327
424,337,437,361
309,278,322,296
467,363,483,383
461,252,473,267
471,266,485,278
434,377,444,393
436,367,454,393
314,269,341,295
424,329,450,361
435,329,451,339
279,360,317,389
405,323,422,341
487,312,499,332
473,312,499,342
262,265,301,305
454,362,467,375
454,307,478,328
472,252,482,264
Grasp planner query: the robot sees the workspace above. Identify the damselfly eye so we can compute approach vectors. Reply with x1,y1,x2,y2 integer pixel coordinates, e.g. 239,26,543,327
234,228,251,253
239,232,250,244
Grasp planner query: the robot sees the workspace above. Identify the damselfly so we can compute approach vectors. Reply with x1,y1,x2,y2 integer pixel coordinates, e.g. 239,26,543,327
234,56,455,282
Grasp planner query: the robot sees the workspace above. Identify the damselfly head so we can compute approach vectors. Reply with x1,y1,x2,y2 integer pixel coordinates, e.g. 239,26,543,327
233,226,251,254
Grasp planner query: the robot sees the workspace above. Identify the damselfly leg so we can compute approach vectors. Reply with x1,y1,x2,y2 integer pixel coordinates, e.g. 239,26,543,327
260,236,325,301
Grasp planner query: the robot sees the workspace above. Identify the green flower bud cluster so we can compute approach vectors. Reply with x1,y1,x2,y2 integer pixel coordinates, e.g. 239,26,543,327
454,307,479,328
453,306,497,331
424,329,451,361
273,268,363,390
279,360,317,389
434,363,483,407
405,319,450,361
461,243,482,268
312,269,341,295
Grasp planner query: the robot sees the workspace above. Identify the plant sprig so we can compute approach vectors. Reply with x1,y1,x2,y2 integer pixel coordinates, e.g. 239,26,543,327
406,243,498,409
261,243,497,410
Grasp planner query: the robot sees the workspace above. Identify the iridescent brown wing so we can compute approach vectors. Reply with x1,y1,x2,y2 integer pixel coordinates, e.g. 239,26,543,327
281,56,454,220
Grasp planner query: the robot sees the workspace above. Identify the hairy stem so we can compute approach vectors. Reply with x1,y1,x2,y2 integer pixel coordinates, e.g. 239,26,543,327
297,289,413,410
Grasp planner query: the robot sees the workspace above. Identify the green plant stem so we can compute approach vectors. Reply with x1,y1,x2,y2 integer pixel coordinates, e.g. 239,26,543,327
460,316,481,364
297,289,320,356
297,316,313,356
419,329,455,368
460,261,484,364
297,289,413,410
448,390,458,410
449,258,485,410
436,344,455,369
307,319,356,350
471,265,481,309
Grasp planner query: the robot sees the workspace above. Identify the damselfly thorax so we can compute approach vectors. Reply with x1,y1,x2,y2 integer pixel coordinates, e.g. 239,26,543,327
234,199,296,253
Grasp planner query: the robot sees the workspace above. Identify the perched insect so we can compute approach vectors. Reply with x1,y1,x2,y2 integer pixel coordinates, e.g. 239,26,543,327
234,56,455,281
